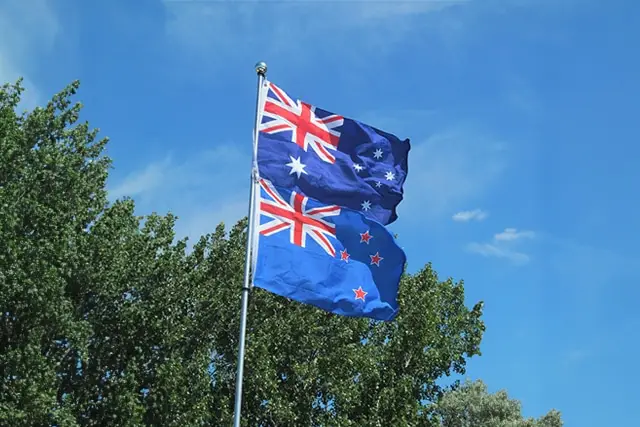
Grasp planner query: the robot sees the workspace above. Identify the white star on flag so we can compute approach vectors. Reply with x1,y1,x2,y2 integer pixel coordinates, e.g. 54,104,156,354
374,181,382,188
361,200,371,211
353,163,364,172
373,148,383,159
286,156,308,178
385,171,395,181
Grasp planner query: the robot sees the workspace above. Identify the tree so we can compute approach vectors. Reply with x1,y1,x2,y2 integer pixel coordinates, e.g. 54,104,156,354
0,79,111,426
0,80,559,426
431,380,563,427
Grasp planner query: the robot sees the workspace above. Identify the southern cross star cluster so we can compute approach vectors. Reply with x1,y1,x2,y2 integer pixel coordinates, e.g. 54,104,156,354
285,153,397,213
340,230,384,301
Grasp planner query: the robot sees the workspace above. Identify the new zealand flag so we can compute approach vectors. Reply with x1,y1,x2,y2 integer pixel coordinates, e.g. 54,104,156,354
253,80,409,321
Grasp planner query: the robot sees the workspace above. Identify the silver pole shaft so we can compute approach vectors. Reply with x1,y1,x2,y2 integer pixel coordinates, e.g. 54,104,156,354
232,61,267,427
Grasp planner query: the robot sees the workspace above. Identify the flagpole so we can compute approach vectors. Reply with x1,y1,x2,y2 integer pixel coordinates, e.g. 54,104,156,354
232,61,267,427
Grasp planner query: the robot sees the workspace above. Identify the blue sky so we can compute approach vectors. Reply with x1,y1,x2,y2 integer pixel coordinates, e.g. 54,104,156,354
2,0,639,425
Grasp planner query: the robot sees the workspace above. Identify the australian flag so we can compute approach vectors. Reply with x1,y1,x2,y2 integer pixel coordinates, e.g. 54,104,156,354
253,81,409,321
257,81,410,225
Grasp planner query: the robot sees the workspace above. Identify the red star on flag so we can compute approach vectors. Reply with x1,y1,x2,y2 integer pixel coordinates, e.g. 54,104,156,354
360,230,373,244
340,248,350,262
353,286,367,301
370,252,383,266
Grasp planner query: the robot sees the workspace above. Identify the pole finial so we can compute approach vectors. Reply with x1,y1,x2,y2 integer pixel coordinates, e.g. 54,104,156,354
255,61,267,76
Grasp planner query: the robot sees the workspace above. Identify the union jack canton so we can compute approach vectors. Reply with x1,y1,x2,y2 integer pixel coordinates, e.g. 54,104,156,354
258,178,340,257
260,82,344,164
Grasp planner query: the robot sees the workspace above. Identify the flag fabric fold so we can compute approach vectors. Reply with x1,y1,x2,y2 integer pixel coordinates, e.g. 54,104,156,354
252,79,409,321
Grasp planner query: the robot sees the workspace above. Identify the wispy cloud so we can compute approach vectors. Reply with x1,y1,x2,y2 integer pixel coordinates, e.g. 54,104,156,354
399,126,506,220
467,227,535,264
109,156,172,200
544,236,640,296
466,242,530,264
108,144,251,242
494,227,535,241
452,208,488,222
564,348,587,364
502,73,540,117
0,0,60,108
161,0,472,69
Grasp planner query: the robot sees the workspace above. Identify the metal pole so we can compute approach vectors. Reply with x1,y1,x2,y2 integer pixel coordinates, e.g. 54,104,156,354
232,61,267,427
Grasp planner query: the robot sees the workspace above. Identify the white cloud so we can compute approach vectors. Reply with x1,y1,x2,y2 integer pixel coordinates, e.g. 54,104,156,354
494,227,535,241
174,199,249,243
466,242,530,264
467,227,535,265
109,156,172,200
452,208,488,222
107,143,251,242
0,0,60,108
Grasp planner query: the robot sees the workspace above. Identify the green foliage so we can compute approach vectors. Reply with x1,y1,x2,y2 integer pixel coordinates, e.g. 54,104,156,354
430,380,563,427
0,80,560,426
1,79,110,426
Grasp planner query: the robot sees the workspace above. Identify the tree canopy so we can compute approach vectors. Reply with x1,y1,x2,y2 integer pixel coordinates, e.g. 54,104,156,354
0,80,561,426
431,380,562,427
